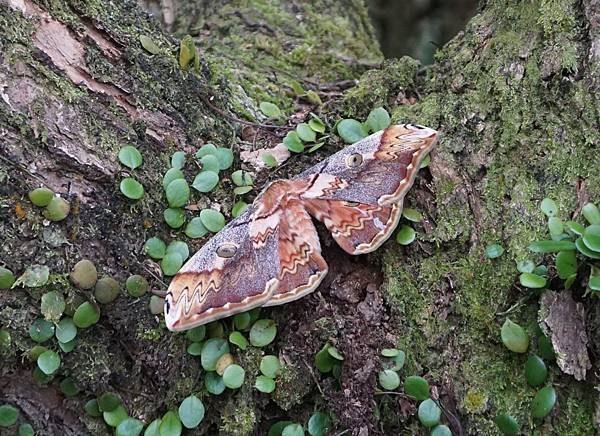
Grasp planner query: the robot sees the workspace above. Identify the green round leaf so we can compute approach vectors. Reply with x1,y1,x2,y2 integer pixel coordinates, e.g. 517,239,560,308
337,119,368,144
18,264,50,287
519,272,546,288
98,392,122,412
0,330,11,349
308,412,331,436
58,338,77,353
161,252,183,276
70,259,98,289
186,342,203,356
388,350,406,371
418,399,441,427
430,424,452,436
0,267,15,289
555,250,577,279
308,115,325,133
283,131,304,153
501,318,529,353
200,154,220,173
232,201,249,218
419,154,431,169
381,348,400,357
495,413,519,435
402,208,422,222
524,355,547,387
308,142,325,153
37,350,60,375
268,422,295,436
18,423,34,436
166,179,190,208
565,220,585,236
126,275,149,297
171,151,186,169
205,372,226,395
166,240,189,262
118,146,143,170
540,198,558,217
44,196,70,221
185,217,208,239
260,102,282,118
315,347,335,373
28,345,48,361
195,143,217,159
164,208,185,229
528,240,575,253
231,170,253,187
94,276,121,304
233,186,253,195
538,335,556,361
120,178,144,200
366,107,391,132
84,399,101,417
327,346,343,360
282,423,304,436
516,260,535,274
29,318,55,343
185,325,206,342
201,338,230,371
0,404,19,427
547,216,563,235
229,331,248,350
144,237,166,259
378,369,400,390
260,355,281,378
41,291,65,322
214,148,234,170
139,34,161,53
55,317,77,343
116,418,144,436
178,395,204,429
297,123,316,142
103,404,128,428
583,224,600,252
582,203,600,225
485,243,504,259
28,187,54,206
233,312,251,330
262,154,278,168
73,302,100,328
192,171,219,193
207,321,224,338
396,225,416,245
250,319,277,347
590,275,600,291
162,168,185,190
32,366,52,384
255,375,276,393
531,386,556,419
222,364,245,389
404,375,430,400
575,237,600,259
200,209,226,233
59,377,79,397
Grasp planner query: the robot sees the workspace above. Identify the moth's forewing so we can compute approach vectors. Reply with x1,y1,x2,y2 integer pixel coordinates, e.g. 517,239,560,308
165,208,279,331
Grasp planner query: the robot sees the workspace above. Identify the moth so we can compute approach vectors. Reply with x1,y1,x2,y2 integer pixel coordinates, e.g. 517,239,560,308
165,124,438,331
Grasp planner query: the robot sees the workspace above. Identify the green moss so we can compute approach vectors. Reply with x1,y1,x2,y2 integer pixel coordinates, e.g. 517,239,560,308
462,389,489,414
271,363,312,411
219,399,256,436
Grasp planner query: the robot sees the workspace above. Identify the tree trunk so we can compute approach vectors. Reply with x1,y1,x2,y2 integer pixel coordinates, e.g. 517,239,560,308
0,0,598,435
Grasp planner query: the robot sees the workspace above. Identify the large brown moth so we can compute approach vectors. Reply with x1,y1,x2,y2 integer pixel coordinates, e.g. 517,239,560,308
165,124,438,331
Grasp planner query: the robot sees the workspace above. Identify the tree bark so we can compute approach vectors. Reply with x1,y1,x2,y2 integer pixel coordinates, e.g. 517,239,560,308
0,0,598,435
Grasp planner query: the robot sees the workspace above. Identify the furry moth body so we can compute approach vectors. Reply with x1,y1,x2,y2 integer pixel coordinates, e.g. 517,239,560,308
165,124,438,331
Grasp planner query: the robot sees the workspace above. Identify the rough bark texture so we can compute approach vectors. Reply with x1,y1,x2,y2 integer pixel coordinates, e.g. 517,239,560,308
0,0,598,435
